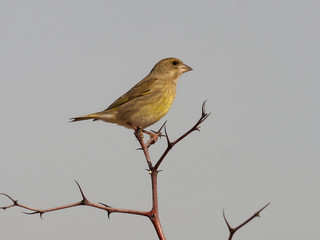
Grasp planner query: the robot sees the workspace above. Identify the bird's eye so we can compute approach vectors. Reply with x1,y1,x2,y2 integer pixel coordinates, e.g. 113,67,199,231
172,60,179,66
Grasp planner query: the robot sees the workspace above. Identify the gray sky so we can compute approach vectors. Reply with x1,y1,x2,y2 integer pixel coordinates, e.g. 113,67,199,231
1,0,319,239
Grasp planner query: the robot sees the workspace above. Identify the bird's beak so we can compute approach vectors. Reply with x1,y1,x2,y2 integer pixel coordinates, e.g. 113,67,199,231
180,63,193,73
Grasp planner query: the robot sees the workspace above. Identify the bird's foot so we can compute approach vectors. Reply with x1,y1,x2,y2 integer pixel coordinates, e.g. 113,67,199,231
129,121,162,147
142,129,164,147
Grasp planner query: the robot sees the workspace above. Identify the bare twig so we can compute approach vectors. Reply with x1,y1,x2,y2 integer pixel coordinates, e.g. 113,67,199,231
1,181,150,219
154,100,210,170
1,102,210,240
133,101,210,240
223,202,270,240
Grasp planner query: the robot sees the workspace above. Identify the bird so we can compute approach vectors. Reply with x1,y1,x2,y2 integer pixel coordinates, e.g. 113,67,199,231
70,57,192,140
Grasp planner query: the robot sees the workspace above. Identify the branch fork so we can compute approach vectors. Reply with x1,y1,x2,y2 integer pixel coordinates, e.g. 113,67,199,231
1,101,210,240
223,202,270,240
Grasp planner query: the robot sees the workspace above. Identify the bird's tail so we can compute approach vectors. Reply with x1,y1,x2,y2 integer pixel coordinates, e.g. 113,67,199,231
70,113,100,122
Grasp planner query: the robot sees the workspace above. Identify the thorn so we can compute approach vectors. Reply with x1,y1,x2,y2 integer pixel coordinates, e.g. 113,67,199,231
202,100,207,115
0,193,17,204
98,202,112,219
74,180,87,202
23,211,44,219
164,125,171,146
158,121,167,133
222,209,232,230
23,211,34,215
98,202,111,208
145,169,152,174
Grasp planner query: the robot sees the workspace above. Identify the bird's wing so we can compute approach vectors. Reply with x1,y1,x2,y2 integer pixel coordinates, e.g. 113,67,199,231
105,77,158,110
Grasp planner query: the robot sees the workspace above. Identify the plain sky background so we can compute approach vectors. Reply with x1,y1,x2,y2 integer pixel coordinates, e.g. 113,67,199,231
1,0,319,239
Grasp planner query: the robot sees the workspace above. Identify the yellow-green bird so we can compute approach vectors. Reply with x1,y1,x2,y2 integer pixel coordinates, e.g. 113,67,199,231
70,57,192,137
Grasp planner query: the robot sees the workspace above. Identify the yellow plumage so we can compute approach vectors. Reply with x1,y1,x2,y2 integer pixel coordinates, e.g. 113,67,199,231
70,57,192,130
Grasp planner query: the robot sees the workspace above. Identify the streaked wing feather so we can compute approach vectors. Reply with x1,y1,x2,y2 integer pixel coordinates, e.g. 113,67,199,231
105,77,158,110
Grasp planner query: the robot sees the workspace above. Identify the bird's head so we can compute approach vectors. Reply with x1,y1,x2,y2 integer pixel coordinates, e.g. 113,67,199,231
150,58,192,79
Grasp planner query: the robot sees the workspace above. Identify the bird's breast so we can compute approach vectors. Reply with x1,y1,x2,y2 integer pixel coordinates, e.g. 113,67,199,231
117,81,177,129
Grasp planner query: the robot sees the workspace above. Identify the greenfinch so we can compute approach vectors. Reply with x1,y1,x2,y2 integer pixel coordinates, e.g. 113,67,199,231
70,57,192,131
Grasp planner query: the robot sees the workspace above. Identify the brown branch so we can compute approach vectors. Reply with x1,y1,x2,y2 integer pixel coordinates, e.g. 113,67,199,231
223,202,270,240
154,100,210,170
133,101,210,240
0,180,150,219
1,102,210,240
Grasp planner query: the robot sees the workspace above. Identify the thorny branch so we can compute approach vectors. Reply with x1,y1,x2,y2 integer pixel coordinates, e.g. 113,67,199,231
0,101,210,240
223,202,270,240
154,100,210,170
136,100,210,171
1,180,150,219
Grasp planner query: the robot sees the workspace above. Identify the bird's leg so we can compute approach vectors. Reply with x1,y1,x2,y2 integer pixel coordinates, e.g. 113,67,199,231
128,122,145,140
137,128,144,139
128,121,159,146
